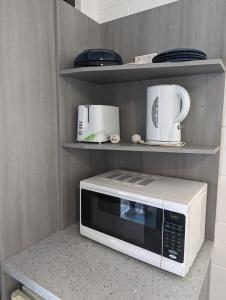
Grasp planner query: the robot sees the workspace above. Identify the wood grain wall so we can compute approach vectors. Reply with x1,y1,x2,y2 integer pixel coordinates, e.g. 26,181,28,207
0,0,60,292
56,0,109,228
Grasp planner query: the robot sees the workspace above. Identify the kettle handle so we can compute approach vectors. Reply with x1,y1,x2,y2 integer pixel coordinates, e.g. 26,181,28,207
174,85,191,123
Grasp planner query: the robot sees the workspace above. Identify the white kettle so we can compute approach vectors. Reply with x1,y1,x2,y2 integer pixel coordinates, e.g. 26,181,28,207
146,85,190,145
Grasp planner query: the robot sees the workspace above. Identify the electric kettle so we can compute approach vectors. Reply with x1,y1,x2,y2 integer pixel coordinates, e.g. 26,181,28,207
146,85,190,145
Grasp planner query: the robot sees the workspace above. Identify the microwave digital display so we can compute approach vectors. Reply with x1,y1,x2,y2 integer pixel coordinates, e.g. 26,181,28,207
169,213,179,221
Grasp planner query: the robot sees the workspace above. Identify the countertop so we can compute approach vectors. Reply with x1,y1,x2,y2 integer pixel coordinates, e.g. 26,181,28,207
2,225,213,300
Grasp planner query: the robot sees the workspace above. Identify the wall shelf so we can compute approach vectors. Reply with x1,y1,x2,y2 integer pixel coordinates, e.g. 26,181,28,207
60,59,225,84
62,142,220,155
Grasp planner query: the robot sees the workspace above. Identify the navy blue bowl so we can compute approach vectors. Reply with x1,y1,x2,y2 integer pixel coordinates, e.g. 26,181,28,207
74,49,123,68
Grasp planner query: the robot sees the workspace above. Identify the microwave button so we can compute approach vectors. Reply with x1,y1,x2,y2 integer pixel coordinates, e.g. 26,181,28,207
169,254,177,260
169,250,178,255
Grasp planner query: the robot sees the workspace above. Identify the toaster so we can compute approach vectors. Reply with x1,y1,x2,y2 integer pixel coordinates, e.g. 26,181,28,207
77,105,120,143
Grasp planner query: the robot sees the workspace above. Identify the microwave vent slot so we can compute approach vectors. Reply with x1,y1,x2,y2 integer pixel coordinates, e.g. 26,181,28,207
106,173,122,180
127,177,143,184
138,179,154,186
116,175,133,181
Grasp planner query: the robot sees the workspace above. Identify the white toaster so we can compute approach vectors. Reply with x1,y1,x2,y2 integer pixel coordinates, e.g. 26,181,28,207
77,105,120,143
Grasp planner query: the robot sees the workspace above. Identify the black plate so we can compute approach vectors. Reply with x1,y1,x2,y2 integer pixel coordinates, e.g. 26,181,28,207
154,48,206,57
153,57,206,63
153,48,207,63
153,54,206,63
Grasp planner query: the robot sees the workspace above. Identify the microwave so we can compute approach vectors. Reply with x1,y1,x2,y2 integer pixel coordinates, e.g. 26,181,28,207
80,169,207,277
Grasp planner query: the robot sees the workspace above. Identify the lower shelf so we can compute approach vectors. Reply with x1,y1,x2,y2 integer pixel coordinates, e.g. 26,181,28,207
62,142,220,155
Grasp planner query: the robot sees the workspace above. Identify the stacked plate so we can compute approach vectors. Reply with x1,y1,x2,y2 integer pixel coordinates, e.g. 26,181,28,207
152,48,207,63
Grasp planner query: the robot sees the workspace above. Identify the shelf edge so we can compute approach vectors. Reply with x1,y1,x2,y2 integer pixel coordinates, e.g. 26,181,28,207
62,143,220,155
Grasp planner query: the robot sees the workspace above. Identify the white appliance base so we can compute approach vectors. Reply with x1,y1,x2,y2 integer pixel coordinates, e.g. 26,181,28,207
146,140,186,147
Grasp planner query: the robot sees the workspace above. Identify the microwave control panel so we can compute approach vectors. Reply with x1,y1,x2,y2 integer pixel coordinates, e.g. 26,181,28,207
163,211,186,263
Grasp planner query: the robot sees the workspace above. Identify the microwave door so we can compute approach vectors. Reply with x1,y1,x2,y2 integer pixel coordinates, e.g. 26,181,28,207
81,189,163,257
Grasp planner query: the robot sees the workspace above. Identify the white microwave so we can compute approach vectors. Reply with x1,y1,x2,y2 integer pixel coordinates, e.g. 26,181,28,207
80,169,207,277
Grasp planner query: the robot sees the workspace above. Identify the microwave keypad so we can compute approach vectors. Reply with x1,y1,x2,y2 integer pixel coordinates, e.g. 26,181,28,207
163,211,186,263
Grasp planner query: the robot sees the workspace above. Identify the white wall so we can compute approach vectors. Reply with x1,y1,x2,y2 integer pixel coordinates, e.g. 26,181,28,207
80,0,179,23
210,84,226,300
80,0,99,22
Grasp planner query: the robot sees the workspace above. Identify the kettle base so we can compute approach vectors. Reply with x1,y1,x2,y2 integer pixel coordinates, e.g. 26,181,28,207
146,140,185,147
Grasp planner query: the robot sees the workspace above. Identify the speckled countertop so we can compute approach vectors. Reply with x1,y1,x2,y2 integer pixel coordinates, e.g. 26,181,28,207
3,225,213,300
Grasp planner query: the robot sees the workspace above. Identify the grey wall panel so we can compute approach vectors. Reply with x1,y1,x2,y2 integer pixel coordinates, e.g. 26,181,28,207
0,0,60,271
56,0,106,227
100,0,226,62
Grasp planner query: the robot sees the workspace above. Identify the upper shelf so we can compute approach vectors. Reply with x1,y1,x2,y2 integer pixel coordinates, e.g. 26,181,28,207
62,142,220,155
60,59,225,84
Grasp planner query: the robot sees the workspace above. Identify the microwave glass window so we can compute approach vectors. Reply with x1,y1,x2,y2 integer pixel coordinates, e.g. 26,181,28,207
120,200,158,229
81,189,163,255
